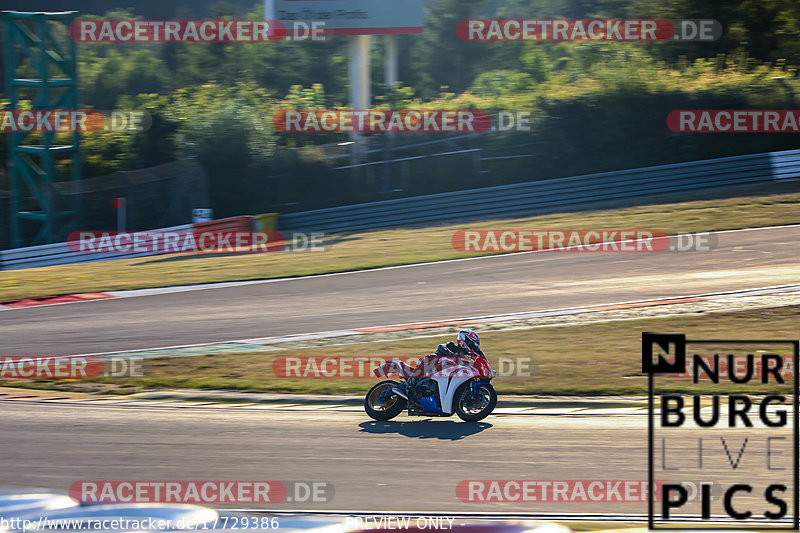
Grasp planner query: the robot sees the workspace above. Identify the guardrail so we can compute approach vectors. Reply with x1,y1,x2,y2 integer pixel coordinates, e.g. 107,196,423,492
3,149,800,270
0,215,267,271
0,216,261,270
280,148,800,233
0,224,194,271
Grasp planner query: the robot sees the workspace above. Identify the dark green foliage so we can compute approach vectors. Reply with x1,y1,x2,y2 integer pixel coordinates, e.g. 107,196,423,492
3,0,800,218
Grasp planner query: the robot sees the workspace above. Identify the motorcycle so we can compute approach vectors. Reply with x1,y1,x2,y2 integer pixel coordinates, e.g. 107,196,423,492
364,352,498,422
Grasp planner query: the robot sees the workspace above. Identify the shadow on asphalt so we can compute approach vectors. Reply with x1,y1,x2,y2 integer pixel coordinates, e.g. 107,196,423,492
358,420,492,440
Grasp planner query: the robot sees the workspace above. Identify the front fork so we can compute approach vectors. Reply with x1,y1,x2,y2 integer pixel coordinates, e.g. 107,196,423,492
470,380,481,396
462,379,481,405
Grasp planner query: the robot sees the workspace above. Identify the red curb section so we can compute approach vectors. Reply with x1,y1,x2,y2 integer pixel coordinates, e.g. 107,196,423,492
0,292,115,308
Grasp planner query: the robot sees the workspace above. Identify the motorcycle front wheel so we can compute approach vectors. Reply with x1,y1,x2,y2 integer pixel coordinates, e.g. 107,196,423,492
454,381,497,422
364,380,407,421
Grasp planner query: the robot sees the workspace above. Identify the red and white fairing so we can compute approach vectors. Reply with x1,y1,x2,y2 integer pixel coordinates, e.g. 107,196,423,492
373,353,494,414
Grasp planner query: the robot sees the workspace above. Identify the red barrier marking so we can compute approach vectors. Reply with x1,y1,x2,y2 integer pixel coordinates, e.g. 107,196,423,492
1,292,115,308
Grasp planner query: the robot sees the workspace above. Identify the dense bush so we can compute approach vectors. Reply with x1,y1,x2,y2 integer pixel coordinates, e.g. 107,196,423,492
2,0,800,217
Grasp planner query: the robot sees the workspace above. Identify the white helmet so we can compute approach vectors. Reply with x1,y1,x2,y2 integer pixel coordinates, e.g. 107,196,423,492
457,330,481,355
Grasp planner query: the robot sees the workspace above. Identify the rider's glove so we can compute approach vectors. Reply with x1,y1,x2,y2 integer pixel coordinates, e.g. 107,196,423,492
435,342,460,357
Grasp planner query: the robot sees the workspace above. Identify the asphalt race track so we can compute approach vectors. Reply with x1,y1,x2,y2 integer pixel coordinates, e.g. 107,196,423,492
2,226,800,357
4,401,791,518
3,225,800,522
0,401,668,514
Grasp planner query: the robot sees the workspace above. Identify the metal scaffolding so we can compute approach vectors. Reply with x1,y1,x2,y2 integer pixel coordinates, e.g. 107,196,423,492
2,10,82,247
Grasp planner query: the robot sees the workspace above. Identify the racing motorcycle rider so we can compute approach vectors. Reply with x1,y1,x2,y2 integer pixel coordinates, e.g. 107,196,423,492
391,330,485,405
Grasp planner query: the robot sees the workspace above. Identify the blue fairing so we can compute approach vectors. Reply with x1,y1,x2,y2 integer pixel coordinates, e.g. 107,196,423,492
417,394,443,413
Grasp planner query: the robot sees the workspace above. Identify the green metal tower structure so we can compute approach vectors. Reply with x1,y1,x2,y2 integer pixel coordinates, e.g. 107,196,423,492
2,10,82,247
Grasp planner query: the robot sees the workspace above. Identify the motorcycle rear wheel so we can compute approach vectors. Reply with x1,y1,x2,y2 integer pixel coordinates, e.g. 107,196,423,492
454,382,497,422
364,380,407,421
